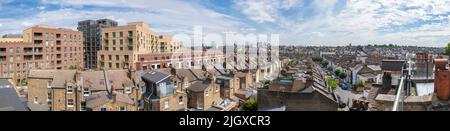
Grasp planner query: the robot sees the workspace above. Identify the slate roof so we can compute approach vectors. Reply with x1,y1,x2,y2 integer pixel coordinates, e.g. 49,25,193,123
0,79,27,111
142,71,171,84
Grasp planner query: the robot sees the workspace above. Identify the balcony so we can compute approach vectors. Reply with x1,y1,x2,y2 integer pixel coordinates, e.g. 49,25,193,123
0,56,6,62
24,55,32,60
34,33,43,40
34,40,43,45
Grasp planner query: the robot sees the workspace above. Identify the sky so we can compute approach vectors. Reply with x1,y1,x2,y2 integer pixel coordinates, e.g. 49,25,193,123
0,0,450,47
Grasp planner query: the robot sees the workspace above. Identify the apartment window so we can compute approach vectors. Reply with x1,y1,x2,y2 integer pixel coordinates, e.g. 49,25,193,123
164,100,170,109
108,55,112,61
179,96,183,105
113,47,116,51
100,107,107,111
119,106,126,111
108,63,112,68
125,87,132,94
105,33,109,38
215,86,219,92
120,39,123,45
112,32,116,38
120,47,123,51
116,63,119,68
205,90,209,96
34,97,38,104
9,48,13,53
83,88,90,96
128,31,133,36
100,55,104,60
115,55,119,61
67,86,73,94
125,55,129,61
113,40,116,45
67,99,74,107
119,32,123,38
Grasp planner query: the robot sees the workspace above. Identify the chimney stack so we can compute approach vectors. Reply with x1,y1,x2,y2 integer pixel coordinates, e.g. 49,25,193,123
434,59,450,100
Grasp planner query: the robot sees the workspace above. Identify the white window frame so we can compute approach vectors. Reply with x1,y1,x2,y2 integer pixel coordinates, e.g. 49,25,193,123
125,87,132,94
67,86,73,94
178,96,183,105
83,88,90,96
67,99,74,107
47,81,52,88
34,97,38,104
164,100,170,109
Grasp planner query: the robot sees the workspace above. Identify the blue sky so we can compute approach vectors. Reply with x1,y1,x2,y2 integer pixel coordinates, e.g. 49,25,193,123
0,0,450,47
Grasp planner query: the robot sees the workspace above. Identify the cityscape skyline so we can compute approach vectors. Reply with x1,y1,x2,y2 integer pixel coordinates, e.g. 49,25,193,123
0,0,449,47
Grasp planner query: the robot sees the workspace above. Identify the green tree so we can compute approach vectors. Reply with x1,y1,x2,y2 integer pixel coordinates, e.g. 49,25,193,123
327,77,338,90
338,72,347,79
241,98,257,111
312,55,323,62
327,65,333,71
320,60,329,67
356,80,364,90
334,69,342,76
445,42,450,55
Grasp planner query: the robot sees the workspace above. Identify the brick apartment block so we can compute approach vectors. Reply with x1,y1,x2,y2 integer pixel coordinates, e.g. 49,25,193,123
0,25,83,85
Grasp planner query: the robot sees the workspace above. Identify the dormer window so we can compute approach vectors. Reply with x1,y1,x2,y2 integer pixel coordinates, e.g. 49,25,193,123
125,87,132,94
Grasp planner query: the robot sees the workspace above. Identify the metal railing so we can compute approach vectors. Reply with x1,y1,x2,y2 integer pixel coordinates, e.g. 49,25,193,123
392,76,405,111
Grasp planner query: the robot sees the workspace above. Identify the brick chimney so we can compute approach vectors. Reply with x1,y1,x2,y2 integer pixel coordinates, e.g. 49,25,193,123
382,72,392,89
434,59,450,100
110,84,117,102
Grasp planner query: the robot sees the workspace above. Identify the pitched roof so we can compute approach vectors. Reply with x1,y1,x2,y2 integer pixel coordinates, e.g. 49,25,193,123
0,79,27,111
85,91,134,109
381,60,405,71
51,70,76,88
142,71,171,84
367,65,381,71
79,70,131,91
188,80,211,92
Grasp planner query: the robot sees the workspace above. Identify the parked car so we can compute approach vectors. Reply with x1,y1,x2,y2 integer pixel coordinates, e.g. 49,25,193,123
340,83,349,90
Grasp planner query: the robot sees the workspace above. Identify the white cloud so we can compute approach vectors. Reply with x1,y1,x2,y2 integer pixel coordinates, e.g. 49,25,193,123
0,0,249,36
0,23,2,27
21,21,33,27
234,0,276,23
234,0,301,23
280,0,450,47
